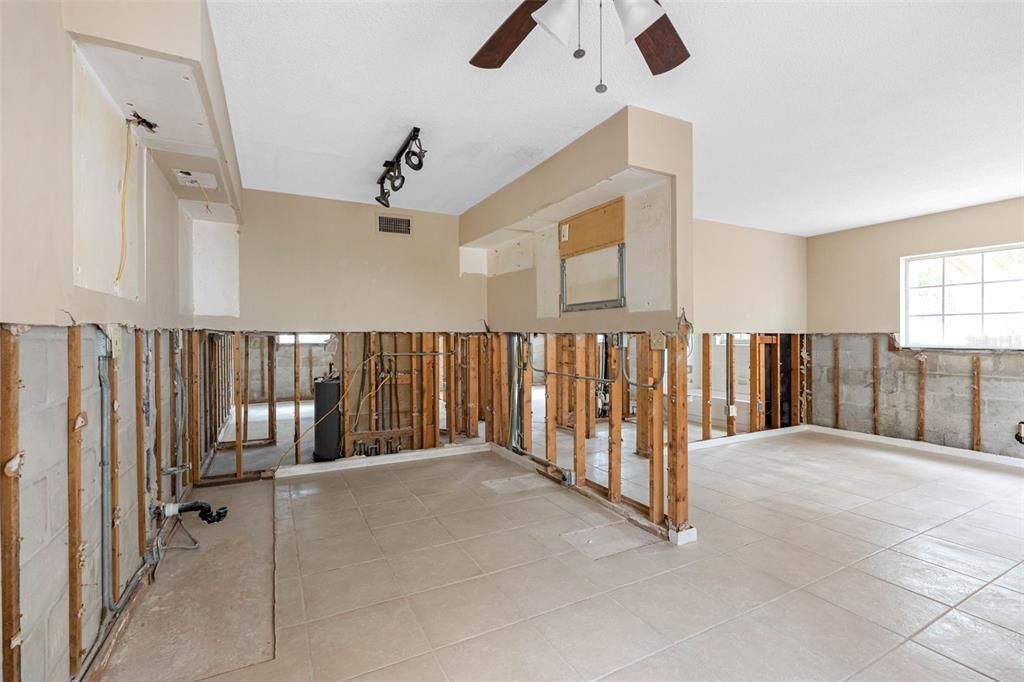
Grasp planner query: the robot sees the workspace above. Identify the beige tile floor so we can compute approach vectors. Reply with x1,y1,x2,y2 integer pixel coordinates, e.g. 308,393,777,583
215,432,1024,682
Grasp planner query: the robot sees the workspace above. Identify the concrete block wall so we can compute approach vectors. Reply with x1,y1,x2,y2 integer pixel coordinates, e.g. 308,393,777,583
115,327,143,591
18,326,71,682
244,337,332,402
811,334,1024,458
15,325,158,682
156,332,179,500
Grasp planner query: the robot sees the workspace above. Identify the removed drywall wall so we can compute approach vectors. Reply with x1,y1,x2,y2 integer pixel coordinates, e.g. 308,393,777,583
811,333,1024,458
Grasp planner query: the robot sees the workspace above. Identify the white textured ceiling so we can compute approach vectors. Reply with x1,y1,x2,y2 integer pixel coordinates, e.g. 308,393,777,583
207,1,1024,236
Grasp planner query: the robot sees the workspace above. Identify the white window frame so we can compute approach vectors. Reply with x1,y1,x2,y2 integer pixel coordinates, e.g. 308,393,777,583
901,243,1024,350
277,333,332,346
714,333,751,346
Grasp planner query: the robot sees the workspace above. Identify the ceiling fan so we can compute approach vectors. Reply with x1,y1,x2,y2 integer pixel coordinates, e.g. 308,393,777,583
470,0,689,76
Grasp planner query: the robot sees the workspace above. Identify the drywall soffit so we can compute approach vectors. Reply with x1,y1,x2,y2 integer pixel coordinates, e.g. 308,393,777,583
66,4,243,212
461,167,667,253
75,41,216,158
153,150,229,205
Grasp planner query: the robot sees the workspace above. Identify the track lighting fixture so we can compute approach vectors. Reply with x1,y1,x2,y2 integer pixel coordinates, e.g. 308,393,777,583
385,161,405,191
404,137,426,171
374,127,426,206
375,180,390,208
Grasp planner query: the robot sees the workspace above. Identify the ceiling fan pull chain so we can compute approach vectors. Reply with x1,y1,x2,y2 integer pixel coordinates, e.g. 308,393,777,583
574,0,585,59
596,0,607,93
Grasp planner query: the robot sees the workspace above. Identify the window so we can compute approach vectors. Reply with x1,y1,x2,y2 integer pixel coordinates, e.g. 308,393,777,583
902,244,1024,349
277,334,332,345
714,333,751,345
560,244,626,313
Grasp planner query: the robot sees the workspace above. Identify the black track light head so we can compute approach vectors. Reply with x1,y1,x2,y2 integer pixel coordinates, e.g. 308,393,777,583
374,127,423,205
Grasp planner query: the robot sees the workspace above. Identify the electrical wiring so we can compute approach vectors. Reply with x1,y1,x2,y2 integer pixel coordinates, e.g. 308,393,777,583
349,372,391,434
115,122,132,287
186,177,214,215
272,354,378,471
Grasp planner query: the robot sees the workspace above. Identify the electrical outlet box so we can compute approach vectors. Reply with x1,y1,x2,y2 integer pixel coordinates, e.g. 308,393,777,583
650,333,666,351
724,404,737,418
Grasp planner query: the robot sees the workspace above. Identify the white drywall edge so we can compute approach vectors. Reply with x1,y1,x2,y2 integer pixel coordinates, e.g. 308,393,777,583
274,442,489,480
689,424,810,450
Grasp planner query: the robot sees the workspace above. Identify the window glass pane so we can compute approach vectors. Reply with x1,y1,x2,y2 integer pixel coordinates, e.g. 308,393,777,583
983,281,1024,314
984,248,1024,282
907,287,941,315
277,333,332,345
907,258,942,287
715,333,750,345
908,316,943,346
944,315,982,346
944,284,982,314
944,253,982,284
984,313,1024,348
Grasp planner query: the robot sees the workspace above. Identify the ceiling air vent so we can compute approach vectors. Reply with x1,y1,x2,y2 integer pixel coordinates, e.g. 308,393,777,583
378,215,412,236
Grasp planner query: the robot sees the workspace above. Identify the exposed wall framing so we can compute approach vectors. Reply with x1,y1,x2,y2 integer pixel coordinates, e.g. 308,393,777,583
67,326,84,675
1,327,22,680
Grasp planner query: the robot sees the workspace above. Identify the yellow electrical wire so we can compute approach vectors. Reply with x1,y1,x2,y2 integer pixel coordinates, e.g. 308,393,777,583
115,123,132,286
188,177,214,214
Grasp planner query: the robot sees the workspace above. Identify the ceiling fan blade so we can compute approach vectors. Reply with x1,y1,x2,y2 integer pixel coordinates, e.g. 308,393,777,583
470,0,547,69
634,11,690,75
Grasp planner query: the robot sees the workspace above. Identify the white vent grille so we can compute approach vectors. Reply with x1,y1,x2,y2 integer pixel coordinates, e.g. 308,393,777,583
378,215,412,236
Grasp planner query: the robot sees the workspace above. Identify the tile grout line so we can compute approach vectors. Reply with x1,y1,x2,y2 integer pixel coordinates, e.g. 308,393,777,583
283,440,1022,681
840,553,1023,682
593,476,1022,680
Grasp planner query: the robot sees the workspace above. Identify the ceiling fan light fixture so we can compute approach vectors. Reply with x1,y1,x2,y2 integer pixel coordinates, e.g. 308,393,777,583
612,0,665,43
532,0,577,47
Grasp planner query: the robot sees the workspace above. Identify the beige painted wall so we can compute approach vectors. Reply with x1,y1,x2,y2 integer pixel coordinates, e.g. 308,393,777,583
205,189,487,333
627,107,694,321
486,181,678,333
72,45,145,300
463,106,693,334
1,0,192,328
694,219,807,333
62,0,202,61
487,269,675,334
806,198,1024,333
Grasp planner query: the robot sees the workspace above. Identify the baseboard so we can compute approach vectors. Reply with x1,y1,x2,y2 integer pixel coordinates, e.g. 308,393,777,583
689,424,810,451
274,443,490,480
803,424,1024,472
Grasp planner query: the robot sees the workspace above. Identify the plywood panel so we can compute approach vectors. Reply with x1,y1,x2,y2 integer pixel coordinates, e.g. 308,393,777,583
558,197,624,259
